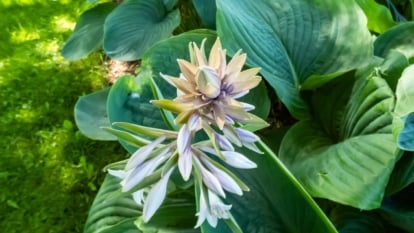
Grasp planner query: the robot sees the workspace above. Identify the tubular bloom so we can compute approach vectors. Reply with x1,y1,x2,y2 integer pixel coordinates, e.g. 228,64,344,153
108,37,268,229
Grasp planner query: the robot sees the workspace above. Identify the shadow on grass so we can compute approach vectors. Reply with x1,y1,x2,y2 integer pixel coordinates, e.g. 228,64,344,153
0,1,126,232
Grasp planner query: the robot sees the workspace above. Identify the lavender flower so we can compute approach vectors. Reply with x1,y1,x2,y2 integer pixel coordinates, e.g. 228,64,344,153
108,37,268,229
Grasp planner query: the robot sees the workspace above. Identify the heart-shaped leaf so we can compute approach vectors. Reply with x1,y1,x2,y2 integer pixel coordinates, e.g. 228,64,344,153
216,0,373,119
374,22,414,59
62,2,115,60
84,175,141,233
107,74,168,152
280,74,399,209
103,0,180,61
74,87,116,140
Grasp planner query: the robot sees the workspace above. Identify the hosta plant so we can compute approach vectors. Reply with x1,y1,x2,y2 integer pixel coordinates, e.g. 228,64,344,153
66,0,414,232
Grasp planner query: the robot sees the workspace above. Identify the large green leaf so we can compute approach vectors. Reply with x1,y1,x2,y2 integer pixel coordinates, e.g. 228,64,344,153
329,206,388,233
374,22,414,59
395,65,414,118
84,175,141,233
355,0,395,34
103,0,180,61
74,87,116,140
62,2,115,60
280,74,399,209
201,141,337,233
191,0,216,29
386,151,414,195
107,74,168,152
140,29,270,119
84,174,200,233
216,0,373,119
394,65,414,150
380,185,414,233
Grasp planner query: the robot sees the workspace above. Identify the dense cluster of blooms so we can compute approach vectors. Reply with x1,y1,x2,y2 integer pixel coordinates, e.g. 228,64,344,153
109,38,268,228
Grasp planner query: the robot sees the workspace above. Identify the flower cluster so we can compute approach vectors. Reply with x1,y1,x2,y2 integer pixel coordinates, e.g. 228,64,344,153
108,38,268,228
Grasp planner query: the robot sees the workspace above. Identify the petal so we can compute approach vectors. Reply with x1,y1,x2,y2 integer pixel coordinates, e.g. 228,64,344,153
150,99,193,113
212,103,226,130
200,156,242,196
160,73,196,94
234,128,259,143
132,189,146,206
194,156,225,197
178,147,193,181
142,167,175,222
188,113,202,131
214,131,234,151
107,169,126,179
225,51,246,79
230,76,262,95
191,39,207,66
125,136,166,170
223,126,242,147
177,59,197,83
195,188,209,228
196,66,221,99
208,190,232,219
122,152,169,192
177,125,193,181
221,151,257,169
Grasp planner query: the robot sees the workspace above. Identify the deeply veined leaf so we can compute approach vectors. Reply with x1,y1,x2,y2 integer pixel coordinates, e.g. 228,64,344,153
62,2,115,60
216,0,373,119
200,141,337,233
191,0,216,29
374,22,414,59
74,88,116,140
84,175,142,233
355,0,395,33
280,74,399,209
103,0,180,61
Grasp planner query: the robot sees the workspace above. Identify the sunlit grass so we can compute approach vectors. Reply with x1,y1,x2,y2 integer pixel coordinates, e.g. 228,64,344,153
0,1,126,232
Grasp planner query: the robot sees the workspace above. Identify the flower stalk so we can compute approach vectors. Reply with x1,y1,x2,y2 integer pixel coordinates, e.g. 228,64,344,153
108,37,269,229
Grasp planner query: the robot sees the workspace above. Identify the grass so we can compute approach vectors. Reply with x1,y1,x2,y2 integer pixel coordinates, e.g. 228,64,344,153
0,1,127,232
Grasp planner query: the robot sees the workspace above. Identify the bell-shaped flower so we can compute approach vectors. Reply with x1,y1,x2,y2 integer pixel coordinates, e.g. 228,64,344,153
143,167,175,222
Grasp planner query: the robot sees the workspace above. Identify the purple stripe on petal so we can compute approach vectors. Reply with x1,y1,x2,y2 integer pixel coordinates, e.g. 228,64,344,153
221,151,257,169
143,167,175,222
235,128,259,143
126,136,166,171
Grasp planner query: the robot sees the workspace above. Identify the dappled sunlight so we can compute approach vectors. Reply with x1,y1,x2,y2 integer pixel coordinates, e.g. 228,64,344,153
1,0,37,7
52,15,76,33
10,27,40,43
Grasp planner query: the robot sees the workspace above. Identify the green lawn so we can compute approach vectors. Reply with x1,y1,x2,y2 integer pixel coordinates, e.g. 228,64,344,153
0,1,126,232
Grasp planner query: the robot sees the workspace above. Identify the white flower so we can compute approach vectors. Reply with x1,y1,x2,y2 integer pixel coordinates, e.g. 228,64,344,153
142,167,175,221
195,189,232,228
